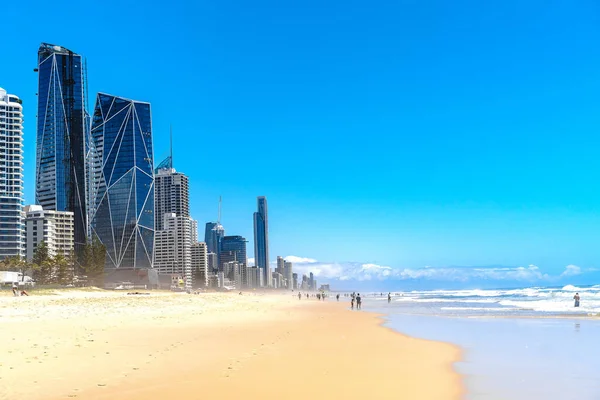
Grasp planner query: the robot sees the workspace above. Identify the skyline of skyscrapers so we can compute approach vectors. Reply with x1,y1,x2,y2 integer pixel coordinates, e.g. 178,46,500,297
0,43,328,291
0,88,25,260
35,43,89,257
253,196,270,286
89,93,155,270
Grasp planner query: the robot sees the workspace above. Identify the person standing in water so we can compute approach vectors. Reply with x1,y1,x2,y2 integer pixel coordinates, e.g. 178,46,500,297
574,292,580,307
336,294,340,301
387,293,391,303
298,292,301,300
356,293,362,310
350,297,354,310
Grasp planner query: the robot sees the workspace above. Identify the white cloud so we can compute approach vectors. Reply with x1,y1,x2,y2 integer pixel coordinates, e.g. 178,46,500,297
282,255,589,283
284,256,317,264
561,264,581,277
247,257,255,266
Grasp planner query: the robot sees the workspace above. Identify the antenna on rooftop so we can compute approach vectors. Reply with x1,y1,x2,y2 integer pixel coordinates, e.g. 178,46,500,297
218,196,222,224
169,125,173,169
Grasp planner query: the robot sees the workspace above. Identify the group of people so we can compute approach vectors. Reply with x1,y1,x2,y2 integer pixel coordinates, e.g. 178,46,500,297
350,292,362,310
297,292,328,301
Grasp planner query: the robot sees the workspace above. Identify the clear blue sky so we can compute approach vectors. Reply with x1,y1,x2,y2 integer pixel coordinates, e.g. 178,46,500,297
3,0,600,286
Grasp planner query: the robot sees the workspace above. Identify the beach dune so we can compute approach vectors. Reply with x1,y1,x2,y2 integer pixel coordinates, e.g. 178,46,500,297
0,291,462,400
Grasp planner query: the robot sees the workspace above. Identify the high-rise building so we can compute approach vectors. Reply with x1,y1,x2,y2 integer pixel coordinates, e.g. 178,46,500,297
207,252,218,272
246,266,261,289
153,213,192,288
154,165,189,231
204,222,224,256
220,236,247,270
190,219,198,243
253,196,269,286
89,93,154,270
24,205,74,261
292,273,298,290
191,241,208,288
276,256,284,275
284,261,293,289
223,261,242,289
35,43,88,257
0,88,24,260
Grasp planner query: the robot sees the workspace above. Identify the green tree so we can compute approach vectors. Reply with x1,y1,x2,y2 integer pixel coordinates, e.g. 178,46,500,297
81,238,106,287
53,254,71,285
31,242,51,284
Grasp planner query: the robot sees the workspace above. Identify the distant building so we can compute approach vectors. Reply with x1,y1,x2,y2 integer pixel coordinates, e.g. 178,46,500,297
89,93,154,270
292,273,298,290
276,256,285,275
272,272,284,289
204,222,224,263
153,213,192,288
220,236,247,270
246,266,261,289
24,205,74,261
319,284,330,292
309,272,315,290
284,261,293,289
0,88,24,260
253,196,270,286
191,242,208,288
207,252,218,272
301,274,309,290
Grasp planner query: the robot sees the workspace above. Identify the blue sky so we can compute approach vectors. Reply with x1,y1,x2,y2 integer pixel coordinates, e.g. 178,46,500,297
3,0,600,288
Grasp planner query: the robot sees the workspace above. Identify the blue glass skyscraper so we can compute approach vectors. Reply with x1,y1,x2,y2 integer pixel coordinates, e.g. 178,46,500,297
253,196,270,286
220,235,247,270
89,93,154,270
204,222,224,255
36,43,89,255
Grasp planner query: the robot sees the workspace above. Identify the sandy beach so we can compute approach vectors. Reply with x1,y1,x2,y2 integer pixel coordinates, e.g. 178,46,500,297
0,290,462,400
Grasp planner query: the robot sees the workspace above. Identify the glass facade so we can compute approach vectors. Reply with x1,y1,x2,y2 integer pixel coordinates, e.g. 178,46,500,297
253,196,270,286
89,93,154,269
36,43,88,255
204,221,224,263
220,235,247,271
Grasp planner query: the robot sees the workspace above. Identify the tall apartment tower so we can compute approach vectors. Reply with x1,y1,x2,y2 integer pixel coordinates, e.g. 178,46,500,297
253,196,270,286
24,205,74,261
154,213,192,288
89,93,154,270
154,162,189,230
35,43,88,257
191,242,208,287
276,256,284,275
0,88,25,260
284,260,293,290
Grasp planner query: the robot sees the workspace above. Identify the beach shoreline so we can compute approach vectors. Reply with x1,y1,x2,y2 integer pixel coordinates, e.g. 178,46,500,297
0,290,463,400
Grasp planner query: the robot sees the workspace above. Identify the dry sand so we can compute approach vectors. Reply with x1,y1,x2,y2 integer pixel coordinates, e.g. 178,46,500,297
0,290,462,400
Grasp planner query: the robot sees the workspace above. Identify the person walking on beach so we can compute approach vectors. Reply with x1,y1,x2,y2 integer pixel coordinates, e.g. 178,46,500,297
356,293,362,310
574,293,580,307
336,294,340,301
388,293,391,303
351,297,354,310
298,292,301,300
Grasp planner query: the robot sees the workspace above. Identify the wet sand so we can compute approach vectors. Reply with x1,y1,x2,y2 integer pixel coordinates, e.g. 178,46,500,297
0,290,462,400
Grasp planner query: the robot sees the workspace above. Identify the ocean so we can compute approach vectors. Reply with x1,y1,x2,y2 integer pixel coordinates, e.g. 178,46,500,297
360,285,600,399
